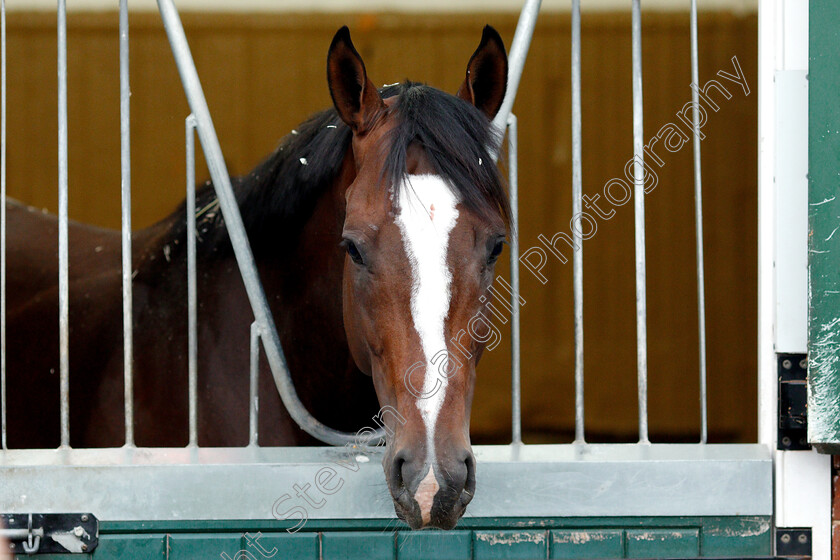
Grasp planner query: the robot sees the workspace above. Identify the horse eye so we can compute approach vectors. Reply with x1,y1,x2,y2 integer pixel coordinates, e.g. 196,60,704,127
488,240,505,264
345,240,365,265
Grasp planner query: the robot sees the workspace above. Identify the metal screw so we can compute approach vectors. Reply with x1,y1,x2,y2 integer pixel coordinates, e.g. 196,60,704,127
81,544,89,552
798,533,808,544
8,518,14,524
81,514,89,523
799,358,807,369
782,359,792,370
780,533,791,544
781,436,792,447
9,543,15,551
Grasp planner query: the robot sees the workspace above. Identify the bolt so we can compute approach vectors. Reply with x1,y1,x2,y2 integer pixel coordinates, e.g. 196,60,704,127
81,544,88,552
780,533,791,544
9,543,15,551
8,518,14,524
798,533,808,544
73,526,85,537
799,358,807,369
81,514,89,523
782,359,792,370
782,436,792,447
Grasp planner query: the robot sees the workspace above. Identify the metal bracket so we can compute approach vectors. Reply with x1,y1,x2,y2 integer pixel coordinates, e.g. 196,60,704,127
775,527,811,558
778,353,810,450
0,513,98,554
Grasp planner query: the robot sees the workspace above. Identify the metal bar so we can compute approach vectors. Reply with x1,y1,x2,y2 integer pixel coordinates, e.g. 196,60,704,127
491,0,541,155
756,0,777,452
156,0,382,446
0,528,45,541
249,321,259,447
571,0,584,444
186,114,198,448
507,115,521,446
689,0,708,445
0,444,774,521
57,0,70,449
0,0,6,451
631,0,649,444
119,0,134,448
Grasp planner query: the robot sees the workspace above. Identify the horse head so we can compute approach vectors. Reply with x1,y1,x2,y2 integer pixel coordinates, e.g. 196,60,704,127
327,25,509,529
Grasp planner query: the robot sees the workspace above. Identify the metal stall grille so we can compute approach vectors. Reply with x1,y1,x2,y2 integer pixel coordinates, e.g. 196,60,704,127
0,1,778,558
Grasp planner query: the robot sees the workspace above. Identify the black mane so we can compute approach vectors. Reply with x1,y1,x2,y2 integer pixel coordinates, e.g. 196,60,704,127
164,81,509,258
382,82,510,226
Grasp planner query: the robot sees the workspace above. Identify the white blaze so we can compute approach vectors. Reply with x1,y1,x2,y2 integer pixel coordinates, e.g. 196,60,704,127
394,174,459,522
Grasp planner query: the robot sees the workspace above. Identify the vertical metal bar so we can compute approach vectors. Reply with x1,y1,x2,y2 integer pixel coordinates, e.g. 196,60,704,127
0,0,6,450
690,0,708,445
571,0,585,445
57,0,70,448
186,114,198,448
119,0,134,448
249,322,259,447
631,0,649,444
507,115,521,446
491,0,542,149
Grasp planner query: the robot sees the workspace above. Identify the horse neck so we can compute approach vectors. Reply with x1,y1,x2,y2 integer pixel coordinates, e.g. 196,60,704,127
242,149,381,435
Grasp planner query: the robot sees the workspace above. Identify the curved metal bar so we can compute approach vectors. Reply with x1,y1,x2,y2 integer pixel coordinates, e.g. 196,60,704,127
156,0,383,447
491,0,542,159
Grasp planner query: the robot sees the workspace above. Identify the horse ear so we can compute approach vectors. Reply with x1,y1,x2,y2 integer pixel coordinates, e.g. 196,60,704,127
456,25,508,119
327,26,384,133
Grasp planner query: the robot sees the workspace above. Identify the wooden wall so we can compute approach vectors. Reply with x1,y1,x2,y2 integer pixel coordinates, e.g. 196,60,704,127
3,10,758,443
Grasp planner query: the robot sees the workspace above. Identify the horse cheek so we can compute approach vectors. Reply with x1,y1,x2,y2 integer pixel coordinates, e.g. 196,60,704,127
342,260,372,375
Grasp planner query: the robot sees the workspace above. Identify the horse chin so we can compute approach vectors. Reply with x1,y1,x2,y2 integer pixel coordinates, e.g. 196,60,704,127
392,496,468,530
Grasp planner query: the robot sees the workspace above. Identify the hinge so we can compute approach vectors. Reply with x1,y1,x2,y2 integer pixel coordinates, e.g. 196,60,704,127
0,513,98,555
775,527,811,558
778,353,810,450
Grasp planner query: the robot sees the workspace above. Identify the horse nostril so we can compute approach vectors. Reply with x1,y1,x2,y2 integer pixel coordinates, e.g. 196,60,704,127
390,452,406,490
460,454,476,506
388,451,418,514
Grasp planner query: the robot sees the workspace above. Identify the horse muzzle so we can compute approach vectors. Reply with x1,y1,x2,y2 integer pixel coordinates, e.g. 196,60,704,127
386,449,476,530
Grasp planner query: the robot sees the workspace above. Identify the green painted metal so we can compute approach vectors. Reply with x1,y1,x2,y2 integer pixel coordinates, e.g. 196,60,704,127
808,0,840,453
473,530,547,559
397,530,472,560
625,528,699,558
550,529,624,558
238,532,319,559
15,516,770,559
701,516,773,557
167,534,241,560
321,531,396,560
92,534,166,558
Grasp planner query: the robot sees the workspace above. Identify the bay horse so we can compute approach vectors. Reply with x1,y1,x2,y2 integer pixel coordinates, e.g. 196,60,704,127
3,26,509,530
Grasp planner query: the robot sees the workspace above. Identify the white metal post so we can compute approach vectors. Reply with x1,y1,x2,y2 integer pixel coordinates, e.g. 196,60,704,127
758,1,830,558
